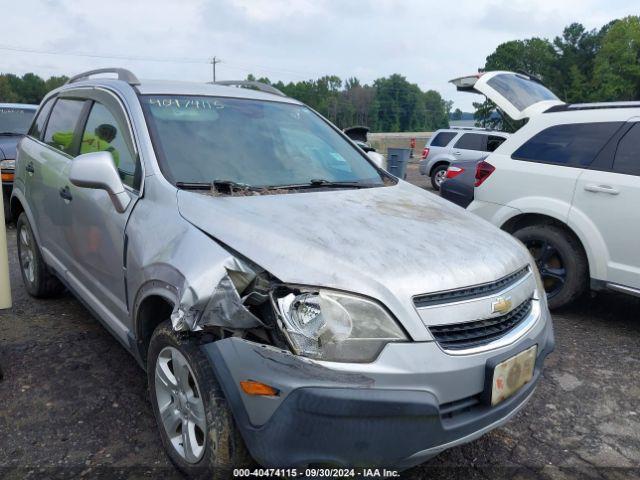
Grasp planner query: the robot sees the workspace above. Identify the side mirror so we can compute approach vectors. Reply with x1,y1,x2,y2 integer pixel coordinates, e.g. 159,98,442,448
367,151,387,170
69,151,131,213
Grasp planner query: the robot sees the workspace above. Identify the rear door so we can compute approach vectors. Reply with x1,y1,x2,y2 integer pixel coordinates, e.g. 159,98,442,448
571,120,640,289
451,132,488,161
18,96,55,218
450,71,564,120
425,130,457,160
32,97,87,268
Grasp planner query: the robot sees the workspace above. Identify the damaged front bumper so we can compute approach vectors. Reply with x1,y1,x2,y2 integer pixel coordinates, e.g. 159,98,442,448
201,312,555,469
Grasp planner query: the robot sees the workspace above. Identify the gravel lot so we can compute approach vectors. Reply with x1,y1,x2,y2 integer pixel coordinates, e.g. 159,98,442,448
1,167,639,479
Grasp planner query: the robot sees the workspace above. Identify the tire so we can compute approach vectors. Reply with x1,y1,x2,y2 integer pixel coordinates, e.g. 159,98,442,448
513,224,587,310
430,164,449,191
16,212,65,298
148,321,252,479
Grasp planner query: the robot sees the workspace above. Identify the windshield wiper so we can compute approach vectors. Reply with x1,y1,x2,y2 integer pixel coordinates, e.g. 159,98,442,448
267,179,379,190
175,181,213,190
175,179,257,195
0,132,20,136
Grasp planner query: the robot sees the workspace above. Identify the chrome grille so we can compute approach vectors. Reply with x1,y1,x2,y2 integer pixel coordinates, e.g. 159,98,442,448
413,266,530,308
428,299,533,350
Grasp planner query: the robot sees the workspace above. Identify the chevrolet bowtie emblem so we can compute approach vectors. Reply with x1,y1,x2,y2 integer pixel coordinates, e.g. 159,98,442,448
492,296,513,314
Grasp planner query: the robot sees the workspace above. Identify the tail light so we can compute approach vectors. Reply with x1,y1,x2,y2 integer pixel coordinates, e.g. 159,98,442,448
421,147,429,159
474,161,495,187
445,166,464,179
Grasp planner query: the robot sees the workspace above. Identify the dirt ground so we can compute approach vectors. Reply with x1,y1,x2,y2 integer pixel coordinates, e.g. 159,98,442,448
0,168,639,479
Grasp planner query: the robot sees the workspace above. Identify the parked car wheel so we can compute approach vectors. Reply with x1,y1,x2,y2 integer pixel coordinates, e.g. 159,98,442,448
513,224,587,309
16,213,64,297
430,164,449,191
148,321,251,478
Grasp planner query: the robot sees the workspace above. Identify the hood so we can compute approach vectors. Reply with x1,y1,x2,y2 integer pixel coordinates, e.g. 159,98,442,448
0,135,22,160
177,182,531,333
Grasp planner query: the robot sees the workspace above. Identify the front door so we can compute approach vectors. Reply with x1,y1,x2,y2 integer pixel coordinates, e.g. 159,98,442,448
59,95,142,340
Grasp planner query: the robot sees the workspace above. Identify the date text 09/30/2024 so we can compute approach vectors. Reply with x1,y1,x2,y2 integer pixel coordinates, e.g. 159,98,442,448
233,468,401,477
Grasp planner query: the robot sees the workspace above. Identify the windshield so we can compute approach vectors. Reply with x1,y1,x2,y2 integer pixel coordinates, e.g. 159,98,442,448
0,107,36,135
486,74,559,111
141,95,385,189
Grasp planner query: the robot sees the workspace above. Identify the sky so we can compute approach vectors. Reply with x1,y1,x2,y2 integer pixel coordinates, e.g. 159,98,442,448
1,0,638,111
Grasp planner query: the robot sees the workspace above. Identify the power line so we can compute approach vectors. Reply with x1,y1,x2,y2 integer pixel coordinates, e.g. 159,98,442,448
0,44,208,64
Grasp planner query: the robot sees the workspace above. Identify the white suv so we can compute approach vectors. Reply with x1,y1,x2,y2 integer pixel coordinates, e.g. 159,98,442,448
452,71,640,309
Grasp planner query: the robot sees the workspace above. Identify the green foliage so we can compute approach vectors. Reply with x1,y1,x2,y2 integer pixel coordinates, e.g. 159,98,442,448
256,73,449,132
1,70,451,133
593,16,640,101
0,72,69,104
476,16,640,127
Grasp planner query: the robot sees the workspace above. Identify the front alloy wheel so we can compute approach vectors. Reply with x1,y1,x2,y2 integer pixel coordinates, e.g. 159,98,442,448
155,346,207,463
147,321,251,478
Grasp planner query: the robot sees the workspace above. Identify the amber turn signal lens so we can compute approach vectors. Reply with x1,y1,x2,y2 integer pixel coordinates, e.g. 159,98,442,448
240,380,279,396
1,173,14,182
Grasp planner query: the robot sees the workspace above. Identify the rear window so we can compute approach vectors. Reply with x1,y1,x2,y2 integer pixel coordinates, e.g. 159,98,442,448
429,131,456,147
453,133,486,151
487,135,507,152
613,123,640,176
512,122,623,167
486,74,559,111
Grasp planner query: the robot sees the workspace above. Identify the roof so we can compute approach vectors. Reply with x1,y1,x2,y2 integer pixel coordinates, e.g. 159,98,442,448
0,103,38,110
63,78,301,105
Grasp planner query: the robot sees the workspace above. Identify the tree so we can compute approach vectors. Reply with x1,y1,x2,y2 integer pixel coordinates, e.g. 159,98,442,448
593,16,640,101
0,73,69,104
451,108,463,120
485,38,559,85
475,17,640,129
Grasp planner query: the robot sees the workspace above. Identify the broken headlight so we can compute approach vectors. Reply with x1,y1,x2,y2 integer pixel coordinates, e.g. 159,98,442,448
273,288,407,363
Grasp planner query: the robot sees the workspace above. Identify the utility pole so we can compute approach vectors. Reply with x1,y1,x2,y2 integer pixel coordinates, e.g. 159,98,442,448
211,56,221,83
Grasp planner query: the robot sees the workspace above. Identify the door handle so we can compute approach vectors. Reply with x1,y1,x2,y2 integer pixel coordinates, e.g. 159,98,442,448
453,151,462,155
584,184,620,195
25,163,34,174
59,186,73,202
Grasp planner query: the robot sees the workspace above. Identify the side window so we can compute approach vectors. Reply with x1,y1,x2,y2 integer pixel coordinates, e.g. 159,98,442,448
81,102,139,189
43,99,86,155
28,97,55,141
613,123,640,176
486,135,507,152
430,131,456,147
512,122,622,167
453,133,486,151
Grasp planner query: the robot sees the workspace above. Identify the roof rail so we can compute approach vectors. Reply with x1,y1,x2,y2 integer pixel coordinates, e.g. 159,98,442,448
213,80,286,97
66,68,140,86
449,126,492,131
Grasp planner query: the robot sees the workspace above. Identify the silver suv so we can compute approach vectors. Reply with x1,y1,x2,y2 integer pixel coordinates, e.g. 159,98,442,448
11,68,553,475
419,128,509,190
